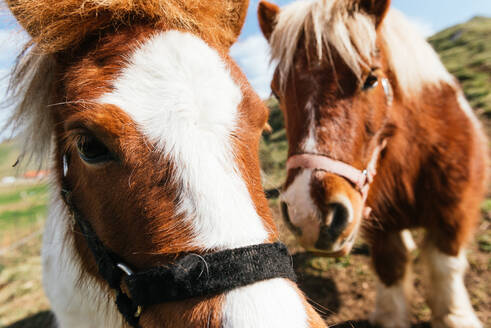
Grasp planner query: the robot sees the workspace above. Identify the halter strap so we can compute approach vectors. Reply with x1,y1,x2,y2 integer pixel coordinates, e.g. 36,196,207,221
60,157,296,328
287,139,387,202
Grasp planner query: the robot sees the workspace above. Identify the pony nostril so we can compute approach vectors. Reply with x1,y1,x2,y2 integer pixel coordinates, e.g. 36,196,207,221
280,201,302,236
326,202,350,236
316,202,350,249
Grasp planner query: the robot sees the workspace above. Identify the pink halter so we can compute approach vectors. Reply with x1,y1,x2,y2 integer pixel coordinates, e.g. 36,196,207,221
286,139,387,219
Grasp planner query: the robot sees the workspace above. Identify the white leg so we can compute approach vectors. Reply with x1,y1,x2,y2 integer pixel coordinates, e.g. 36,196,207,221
422,244,482,328
369,231,413,328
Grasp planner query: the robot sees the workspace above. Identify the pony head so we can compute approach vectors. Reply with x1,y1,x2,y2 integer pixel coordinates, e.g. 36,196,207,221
258,0,398,255
3,1,312,325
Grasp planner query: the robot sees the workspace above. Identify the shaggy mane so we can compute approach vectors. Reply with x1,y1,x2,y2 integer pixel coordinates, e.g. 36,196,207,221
5,0,247,52
270,0,454,95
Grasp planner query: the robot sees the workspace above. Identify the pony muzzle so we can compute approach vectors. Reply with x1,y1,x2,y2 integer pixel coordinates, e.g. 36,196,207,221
281,169,363,255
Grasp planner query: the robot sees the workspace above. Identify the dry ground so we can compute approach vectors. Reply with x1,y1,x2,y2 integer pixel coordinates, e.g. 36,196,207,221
270,200,491,328
0,193,489,327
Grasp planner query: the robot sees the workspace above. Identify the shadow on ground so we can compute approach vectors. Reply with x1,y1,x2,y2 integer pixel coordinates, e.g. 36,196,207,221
6,311,54,328
331,321,431,328
293,252,432,328
292,252,341,318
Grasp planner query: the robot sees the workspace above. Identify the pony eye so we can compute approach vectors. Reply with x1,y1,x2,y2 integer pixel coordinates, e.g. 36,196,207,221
362,75,379,91
76,135,113,164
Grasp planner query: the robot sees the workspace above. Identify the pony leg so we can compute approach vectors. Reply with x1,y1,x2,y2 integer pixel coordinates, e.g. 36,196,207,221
369,230,414,328
421,240,482,328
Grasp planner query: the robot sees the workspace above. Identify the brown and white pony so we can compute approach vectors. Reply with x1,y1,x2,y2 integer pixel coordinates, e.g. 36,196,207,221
4,1,327,327
258,1,487,327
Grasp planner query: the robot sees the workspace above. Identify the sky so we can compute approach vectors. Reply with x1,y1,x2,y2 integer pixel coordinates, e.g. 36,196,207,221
1,0,491,139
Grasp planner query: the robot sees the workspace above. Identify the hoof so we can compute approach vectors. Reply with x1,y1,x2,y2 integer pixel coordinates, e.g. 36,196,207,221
369,309,410,328
431,312,482,328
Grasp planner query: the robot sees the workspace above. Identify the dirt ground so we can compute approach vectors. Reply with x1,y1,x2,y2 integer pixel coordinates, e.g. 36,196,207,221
1,203,489,328
270,202,491,328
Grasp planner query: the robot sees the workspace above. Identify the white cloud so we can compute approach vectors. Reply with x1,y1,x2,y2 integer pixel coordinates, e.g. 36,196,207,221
407,16,436,38
230,34,274,99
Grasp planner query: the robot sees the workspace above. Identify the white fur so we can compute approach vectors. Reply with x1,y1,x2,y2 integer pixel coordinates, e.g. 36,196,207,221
370,278,412,328
281,170,356,251
457,92,480,128
422,245,482,328
400,229,416,253
222,278,308,328
42,191,121,328
302,101,317,154
381,10,455,95
98,30,308,327
281,169,320,248
370,231,414,328
100,30,269,251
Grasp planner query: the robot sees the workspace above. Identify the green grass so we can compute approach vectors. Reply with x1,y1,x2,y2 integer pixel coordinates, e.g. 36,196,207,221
0,183,49,245
0,204,47,229
260,97,287,189
0,185,48,205
429,16,491,116
480,198,491,213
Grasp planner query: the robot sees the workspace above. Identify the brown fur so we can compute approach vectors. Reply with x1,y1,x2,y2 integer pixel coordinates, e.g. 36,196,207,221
6,0,248,52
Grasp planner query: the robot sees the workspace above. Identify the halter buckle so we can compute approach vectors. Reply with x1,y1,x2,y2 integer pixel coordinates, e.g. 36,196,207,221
116,263,143,318
361,169,369,185
117,263,135,276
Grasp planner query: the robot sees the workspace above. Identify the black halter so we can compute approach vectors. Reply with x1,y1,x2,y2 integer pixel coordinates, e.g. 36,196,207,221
60,158,296,328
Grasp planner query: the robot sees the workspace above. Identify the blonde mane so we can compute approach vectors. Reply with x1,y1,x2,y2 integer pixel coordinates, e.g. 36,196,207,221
2,0,247,166
269,0,454,94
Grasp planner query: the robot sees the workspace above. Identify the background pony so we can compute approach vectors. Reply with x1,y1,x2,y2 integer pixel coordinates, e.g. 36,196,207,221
258,0,487,327
4,0,327,327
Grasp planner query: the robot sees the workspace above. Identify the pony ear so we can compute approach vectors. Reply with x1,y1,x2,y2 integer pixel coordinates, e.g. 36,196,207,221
257,1,280,41
359,0,391,28
222,0,250,47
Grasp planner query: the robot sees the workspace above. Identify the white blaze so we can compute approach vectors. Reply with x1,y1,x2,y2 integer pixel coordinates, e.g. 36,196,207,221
100,31,268,251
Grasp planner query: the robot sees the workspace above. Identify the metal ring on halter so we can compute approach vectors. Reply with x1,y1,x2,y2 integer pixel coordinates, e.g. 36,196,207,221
116,263,143,318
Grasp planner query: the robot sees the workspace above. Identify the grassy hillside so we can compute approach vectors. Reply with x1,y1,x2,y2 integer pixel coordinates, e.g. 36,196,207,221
429,16,491,116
